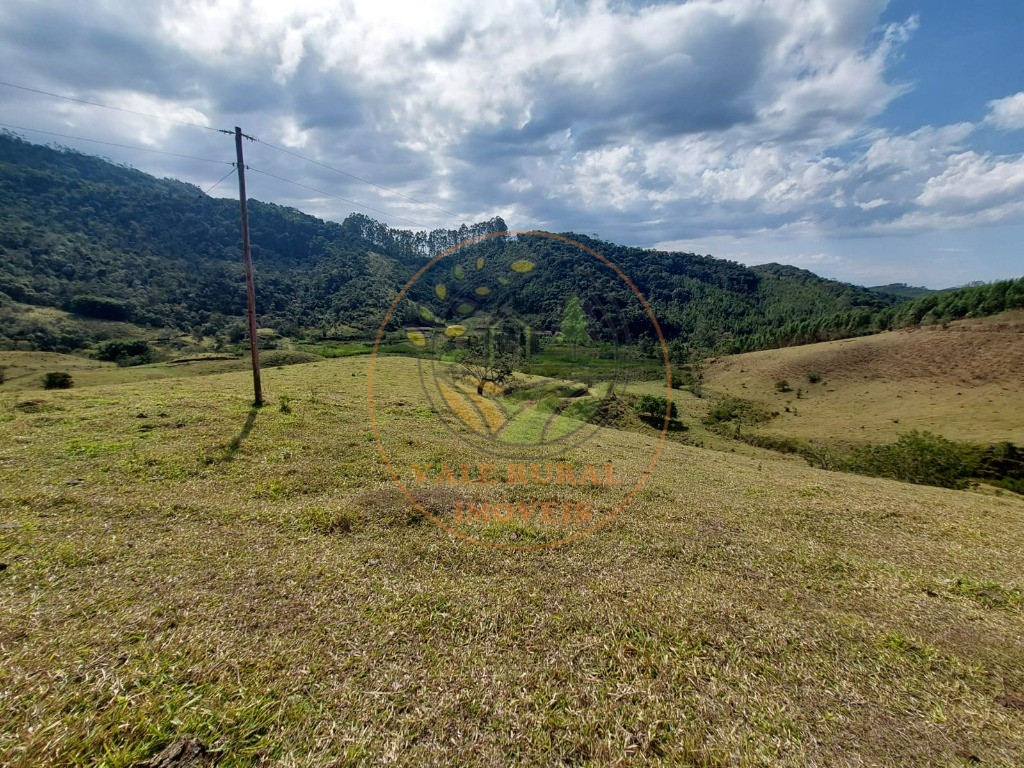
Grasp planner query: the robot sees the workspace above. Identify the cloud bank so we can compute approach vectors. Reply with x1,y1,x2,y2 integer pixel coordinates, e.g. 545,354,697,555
0,0,1022,285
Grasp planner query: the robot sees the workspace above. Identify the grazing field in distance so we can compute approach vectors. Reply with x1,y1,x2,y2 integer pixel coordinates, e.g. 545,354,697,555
1,355,1023,766
703,311,1024,446
0,350,253,392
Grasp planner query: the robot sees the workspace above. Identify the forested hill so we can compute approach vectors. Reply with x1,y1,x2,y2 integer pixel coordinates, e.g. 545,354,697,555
0,132,505,338
868,283,939,300
1,132,1020,359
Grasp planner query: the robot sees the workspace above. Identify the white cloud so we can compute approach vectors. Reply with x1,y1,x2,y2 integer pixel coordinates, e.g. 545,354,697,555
985,91,1024,131
862,123,974,172
917,152,1024,208
856,198,886,210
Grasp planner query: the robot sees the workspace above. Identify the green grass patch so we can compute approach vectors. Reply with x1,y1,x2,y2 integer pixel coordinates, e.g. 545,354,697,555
298,507,360,535
309,342,372,358
66,438,129,459
951,576,1023,610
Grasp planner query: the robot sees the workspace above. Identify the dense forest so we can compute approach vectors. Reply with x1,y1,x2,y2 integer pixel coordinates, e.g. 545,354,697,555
1,132,1021,361
867,283,938,300
732,277,1024,353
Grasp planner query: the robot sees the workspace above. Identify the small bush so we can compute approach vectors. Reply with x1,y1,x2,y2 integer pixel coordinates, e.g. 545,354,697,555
43,372,73,389
739,432,807,455
634,394,678,423
806,371,822,384
993,477,1024,495
704,397,773,426
775,379,792,393
669,367,698,390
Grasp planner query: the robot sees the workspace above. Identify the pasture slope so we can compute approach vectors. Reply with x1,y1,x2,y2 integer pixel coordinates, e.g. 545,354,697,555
703,311,1024,446
1,353,1023,766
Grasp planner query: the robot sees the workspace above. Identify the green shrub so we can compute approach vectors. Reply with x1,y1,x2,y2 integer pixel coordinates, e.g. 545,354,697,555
806,371,822,384
634,394,678,422
973,442,1024,494
94,339,154,366
993,477,1024,495
67,295,131,321
43,371,73,389
704,397,773,426
669,367,698,390
841,431,980,489
775,379,792,393
738,432,807,456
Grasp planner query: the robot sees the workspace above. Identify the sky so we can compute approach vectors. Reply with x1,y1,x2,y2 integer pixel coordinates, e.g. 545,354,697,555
0,0,1022,288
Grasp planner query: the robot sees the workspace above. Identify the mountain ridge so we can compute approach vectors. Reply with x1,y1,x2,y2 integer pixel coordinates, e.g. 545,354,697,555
1,131,1021,360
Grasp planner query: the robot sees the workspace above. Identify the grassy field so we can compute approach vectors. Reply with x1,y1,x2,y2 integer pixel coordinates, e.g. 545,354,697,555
703,312,1024,446
0,302,163,346
2,354,1024,766
0,350,254,392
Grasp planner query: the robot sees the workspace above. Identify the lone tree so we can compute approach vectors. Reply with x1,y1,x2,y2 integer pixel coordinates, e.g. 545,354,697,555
634,394,678,424
458,327,519,395
560,295,591,360
43,372,73,389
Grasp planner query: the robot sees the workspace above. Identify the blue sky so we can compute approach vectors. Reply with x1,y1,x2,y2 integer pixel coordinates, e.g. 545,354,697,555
1,0,1022,288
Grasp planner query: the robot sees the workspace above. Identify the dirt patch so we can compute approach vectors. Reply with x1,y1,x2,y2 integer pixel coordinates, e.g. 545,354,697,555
136,735,214,767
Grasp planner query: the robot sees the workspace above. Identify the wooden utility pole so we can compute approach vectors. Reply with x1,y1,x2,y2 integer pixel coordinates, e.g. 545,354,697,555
234,126,263,406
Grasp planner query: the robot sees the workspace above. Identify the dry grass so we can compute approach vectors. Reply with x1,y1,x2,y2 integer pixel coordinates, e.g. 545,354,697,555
1,355,1023,766
704,312,1024,446
466,391,508,434
437,379,487,434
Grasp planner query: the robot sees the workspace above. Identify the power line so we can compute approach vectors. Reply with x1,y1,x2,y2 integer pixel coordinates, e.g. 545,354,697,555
256,138,467,223
2,115,443,228
0,80,220,133
1,79,468,226
203,165,238,195
246,166,433,229
0,122,233,166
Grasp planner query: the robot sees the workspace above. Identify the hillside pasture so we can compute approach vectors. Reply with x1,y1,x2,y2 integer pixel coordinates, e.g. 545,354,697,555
1,356,1023,765
704,312,1024,446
